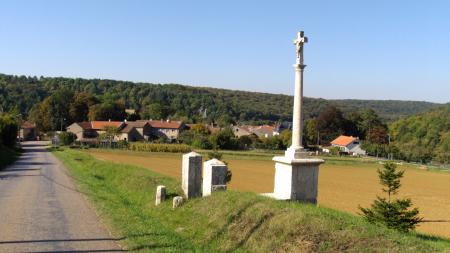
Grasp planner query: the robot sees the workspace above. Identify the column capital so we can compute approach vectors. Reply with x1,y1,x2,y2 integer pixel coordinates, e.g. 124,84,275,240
293,64,307,70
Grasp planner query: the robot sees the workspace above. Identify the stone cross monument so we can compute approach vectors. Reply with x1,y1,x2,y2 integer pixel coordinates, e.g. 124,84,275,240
265,31,325,204
286,31,308,159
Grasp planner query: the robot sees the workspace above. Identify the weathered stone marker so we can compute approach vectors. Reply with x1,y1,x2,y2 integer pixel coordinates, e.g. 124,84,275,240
173,196,184,209
265,31,324,204
155,185,166,206
272,157,322,203
202,159,228,197
182,152,202,198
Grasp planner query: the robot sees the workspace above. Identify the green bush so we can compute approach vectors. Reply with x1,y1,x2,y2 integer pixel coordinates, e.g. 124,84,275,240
0,114,18,147
207,150,223,160
128,142,192,153
59,132,77,146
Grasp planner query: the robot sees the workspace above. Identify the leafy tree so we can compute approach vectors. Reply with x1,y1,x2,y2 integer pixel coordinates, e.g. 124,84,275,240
140,103,168,120
88,101,127,121
359,109,384,140
59,132,76,146
238,135,253,149
100,126,121,146
47,89,74,131
316,106,346,144
367,125,388,144
258,136,285,150
209,127,238,150
279,130,292,148
190,124,209,135
344,111,364,138
126,113,141,121
0,114,18,147
69,92,99,122
304,119,318,145
359,162,422,232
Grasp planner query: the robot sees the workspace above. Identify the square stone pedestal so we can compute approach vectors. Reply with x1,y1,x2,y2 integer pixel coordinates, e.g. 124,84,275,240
264,156,324,204
202,158,228,197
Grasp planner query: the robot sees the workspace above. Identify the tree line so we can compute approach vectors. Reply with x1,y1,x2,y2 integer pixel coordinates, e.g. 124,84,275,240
0,73,441,127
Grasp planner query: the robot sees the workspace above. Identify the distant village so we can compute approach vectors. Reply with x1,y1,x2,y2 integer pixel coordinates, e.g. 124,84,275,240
18,117,366,156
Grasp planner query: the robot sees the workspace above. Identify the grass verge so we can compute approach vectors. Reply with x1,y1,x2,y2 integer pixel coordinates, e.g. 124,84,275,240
53,149,450,252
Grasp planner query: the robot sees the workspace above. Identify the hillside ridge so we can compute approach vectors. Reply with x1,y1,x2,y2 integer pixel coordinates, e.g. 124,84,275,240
0,73,442,123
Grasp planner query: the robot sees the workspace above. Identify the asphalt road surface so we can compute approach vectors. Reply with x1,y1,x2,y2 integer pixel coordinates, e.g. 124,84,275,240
0,141,124,253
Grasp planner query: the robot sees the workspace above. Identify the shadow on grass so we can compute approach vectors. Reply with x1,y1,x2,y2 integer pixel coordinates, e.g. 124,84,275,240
414,233,450,242
0,233,179,252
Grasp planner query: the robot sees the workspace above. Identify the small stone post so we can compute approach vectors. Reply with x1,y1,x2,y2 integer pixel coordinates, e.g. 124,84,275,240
173,196,184,209
155,185,166,206
202,159,228,197
182,152,202,198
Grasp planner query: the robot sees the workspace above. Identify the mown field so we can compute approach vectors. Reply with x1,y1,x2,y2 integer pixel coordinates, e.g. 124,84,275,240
88,149,450,239
54,149,450,252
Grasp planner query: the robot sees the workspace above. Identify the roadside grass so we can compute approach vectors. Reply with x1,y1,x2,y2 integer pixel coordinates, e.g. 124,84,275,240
53,148,450,252
0,144,21,170
86,148,450,238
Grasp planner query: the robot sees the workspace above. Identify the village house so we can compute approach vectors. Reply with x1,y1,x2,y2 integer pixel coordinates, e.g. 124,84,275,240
67,122,97,141
330,135,366,155
68,119,187,143
252,125,279,138
118,124,143,142
233,124,280,138
67,121,125,142
19,121,38,141
233,125,252,138
138,120,186,142
124,121,152,140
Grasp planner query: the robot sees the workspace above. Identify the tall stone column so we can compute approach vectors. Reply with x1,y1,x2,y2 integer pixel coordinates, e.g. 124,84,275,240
286,63,306,159
265,31,325,204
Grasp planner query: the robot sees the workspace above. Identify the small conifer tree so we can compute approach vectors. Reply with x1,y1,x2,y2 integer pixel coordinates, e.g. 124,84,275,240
359,162,422,232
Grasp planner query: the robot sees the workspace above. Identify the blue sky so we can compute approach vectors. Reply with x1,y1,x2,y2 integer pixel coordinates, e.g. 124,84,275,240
1,1,449,103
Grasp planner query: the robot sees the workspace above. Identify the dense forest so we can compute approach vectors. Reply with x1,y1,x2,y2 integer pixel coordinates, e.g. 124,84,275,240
389,104,450,164
0,73,442,125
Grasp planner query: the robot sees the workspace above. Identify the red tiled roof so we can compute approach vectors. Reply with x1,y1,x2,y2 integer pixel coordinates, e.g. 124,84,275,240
125,121,148,128
91,121,123,130
121,124,135,133
331,135,357,147
140,120,183,129
255,125,275,133
77,122,92,130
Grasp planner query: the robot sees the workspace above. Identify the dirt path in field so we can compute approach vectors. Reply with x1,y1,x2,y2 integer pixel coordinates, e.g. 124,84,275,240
89,150,450,239
0,142,124,252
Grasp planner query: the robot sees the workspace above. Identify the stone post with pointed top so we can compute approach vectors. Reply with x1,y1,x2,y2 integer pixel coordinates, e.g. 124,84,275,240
202,158,228,197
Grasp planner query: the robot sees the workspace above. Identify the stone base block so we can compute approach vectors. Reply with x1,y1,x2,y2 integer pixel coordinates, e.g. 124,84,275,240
268,156,324,204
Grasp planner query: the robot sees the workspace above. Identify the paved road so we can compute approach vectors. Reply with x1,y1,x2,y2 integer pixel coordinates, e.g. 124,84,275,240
0,141,124,253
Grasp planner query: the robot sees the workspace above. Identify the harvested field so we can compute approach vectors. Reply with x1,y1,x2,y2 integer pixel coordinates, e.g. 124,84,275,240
88,149,450,238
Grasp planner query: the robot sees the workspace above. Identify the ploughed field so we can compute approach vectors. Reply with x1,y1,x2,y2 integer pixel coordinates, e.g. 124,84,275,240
88,149,450,238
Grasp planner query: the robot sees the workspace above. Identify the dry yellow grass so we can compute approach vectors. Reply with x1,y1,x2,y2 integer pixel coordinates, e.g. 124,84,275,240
88,149,450,238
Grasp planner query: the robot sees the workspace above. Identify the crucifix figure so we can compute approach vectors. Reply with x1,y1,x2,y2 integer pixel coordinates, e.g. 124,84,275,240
293,31,308,65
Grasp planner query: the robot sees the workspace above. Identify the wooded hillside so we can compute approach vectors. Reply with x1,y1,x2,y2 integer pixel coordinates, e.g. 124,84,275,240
390,104,450,164
0,73,441,124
